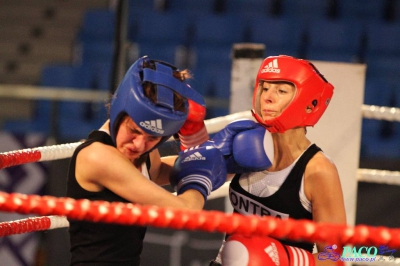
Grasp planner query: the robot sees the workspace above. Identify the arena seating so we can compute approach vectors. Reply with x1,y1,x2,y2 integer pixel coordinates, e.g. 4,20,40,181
225,0,273,18
76,8,116,43
2,64,107,141
337,0,388,22
245,15,305,57
0,0,399,158
304,18,364,63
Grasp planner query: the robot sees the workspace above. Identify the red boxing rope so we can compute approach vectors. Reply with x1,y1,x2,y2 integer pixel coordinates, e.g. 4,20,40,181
1,191,400,249
0,216,51,237
0,150,41,170
0,141,82,170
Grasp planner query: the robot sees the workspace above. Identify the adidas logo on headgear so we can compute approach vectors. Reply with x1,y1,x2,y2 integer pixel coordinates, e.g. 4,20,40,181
261,58,280,73
140,119,164,134
182,151,206,162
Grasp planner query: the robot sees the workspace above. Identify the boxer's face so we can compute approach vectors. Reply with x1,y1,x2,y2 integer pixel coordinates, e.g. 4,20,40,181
116,116,161,162
258,81,295,121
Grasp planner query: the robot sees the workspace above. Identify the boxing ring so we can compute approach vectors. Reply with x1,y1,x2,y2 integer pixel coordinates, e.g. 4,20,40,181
0,54,399,265
0,104,400,265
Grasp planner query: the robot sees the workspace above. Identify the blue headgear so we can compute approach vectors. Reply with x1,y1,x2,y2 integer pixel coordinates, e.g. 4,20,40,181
109,56,205,150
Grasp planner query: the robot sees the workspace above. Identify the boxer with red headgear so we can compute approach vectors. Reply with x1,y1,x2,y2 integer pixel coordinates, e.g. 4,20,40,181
209,56,346,266
252,55,334,133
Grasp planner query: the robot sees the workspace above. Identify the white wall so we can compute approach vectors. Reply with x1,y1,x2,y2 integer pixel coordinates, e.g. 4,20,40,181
307,61,366,226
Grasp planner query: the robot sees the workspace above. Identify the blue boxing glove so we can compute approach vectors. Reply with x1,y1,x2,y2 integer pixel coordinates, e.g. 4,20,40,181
230,126,274,172
210,119,260,155
208,119,273,173
170,145,227,200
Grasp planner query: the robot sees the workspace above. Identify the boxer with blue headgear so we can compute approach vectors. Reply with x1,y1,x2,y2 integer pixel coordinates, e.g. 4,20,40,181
66,56,227,266
109,56,208,152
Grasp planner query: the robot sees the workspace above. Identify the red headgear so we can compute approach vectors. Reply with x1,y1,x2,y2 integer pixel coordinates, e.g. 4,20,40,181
251,55,334,133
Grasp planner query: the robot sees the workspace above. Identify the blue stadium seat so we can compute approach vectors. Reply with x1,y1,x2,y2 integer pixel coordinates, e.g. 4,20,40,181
129,11,189,46
77,8,116,43
360,77,399,159
364,22,400,93
281,0,331,21
2,101,53,136
365,21,400,58
190,14,246,47
338,0,386,22
128,0,156,12
137,42,180,66
189,44,232,72
361,132,400,159
365,55,400,87
305,19,363,63
165,0,219,15
41,64,93,89
246,16,304,57
50,65,107,142
189,65,231,118
226,0,273,18
305,51,358,63
78,40,115,65
3,64,108,142
90,62,113,92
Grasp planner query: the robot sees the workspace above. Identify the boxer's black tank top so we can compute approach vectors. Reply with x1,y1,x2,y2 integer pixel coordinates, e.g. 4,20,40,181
229,144,321,253
67,130,149,266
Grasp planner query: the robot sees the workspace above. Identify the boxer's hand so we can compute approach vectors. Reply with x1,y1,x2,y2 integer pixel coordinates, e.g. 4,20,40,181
170,145,227,200
178,99,209,150
222,235,315,266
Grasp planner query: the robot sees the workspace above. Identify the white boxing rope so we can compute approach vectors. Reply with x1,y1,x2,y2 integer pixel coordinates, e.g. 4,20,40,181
35,142,84,161
357,169,400,186
48,215,70,229
203,110,254,133
362,105,400,122
1,107,400,185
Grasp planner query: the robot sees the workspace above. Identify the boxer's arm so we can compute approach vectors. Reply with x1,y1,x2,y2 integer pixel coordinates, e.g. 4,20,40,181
304,153,346,265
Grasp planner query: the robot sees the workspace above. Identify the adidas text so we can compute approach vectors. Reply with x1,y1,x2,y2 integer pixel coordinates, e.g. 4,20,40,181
182,152,206,162
140,121,164,134
261,68,280,73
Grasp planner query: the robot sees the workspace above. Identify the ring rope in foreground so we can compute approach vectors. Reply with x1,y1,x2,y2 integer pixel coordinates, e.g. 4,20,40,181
0,182,232,237
1,191,400,250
